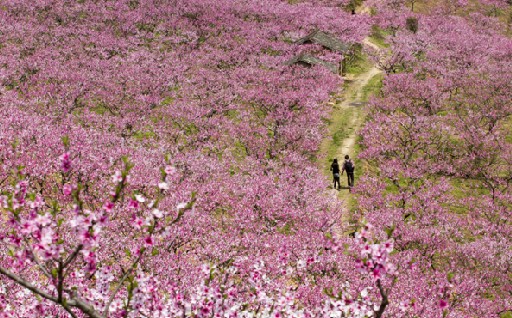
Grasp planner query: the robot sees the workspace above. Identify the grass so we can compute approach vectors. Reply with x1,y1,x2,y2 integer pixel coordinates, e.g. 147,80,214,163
367,35,389,49
502,312,512,318
368,26,390,49
319,105,354,175
324,73,367,149
502,116,512,143
345,135,364,216
344,48,373,75
344,73,384,215
318,40,385,214
361,73,384,102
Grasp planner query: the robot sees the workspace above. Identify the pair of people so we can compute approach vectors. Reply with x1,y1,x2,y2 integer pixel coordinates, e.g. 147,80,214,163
330,155,355,190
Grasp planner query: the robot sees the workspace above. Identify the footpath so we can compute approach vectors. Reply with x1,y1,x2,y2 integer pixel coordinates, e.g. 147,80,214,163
318,36,384,225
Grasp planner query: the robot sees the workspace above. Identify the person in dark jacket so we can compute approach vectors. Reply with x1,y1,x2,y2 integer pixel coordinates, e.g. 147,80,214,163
330,159,341,190
341,155,355,188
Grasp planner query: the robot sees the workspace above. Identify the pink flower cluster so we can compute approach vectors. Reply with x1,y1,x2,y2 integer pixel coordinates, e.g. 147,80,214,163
354,225,396,281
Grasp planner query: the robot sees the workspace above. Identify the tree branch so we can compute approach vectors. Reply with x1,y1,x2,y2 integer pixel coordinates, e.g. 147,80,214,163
63,244,83,268
63,305,79,318
0,266,57,302
58,261,64,303
375,279,389,318
66,295,102,318
25,242,53,280
0,266,102,318
102,252,144,318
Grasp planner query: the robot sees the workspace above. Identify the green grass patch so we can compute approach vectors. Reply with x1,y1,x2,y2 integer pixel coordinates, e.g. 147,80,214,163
344,49,373,75
160,96,175,106
261,47,282,56
345,135,365,215
368,26,390,49
501,311,512,318
133,129,156,140
231,140,248,161
450,177,489,200
361,73,384,102
322,107,353,169
91,103,111,115
345,72,383,211
502,116,512,143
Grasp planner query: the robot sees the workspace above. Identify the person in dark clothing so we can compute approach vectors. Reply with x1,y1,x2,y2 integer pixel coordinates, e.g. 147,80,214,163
341,155,355,188
330,159,341,190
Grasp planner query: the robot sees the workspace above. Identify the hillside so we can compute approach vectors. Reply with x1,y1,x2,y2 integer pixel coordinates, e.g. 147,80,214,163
0,0,510,317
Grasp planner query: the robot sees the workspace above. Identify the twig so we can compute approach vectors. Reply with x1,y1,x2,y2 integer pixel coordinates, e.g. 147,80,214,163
66,295,102,318
375,279,389,318
63,305,79,318
24,242,53,280
0,266,102,318
63,244,84,268
102,252,144,318
0,266,57,302
58,261,64,303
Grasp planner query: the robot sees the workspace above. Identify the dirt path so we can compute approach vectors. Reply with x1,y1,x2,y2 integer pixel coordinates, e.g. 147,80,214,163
321,37,383,218
336,61,381,162
336,41,382,166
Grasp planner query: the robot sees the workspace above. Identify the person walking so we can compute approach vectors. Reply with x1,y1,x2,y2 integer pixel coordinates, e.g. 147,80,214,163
341,155,355,189
330,159,341,190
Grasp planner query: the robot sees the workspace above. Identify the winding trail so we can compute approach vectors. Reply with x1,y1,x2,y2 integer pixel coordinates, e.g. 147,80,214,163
320,37,383,220
337,38,382,161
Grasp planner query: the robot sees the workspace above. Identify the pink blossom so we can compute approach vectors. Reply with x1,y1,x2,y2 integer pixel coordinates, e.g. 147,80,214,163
134,194,146,203
144,236,154,246
103,201,114,213
158,182,169,190
63,183,73,196
152,208,163,218
29,195,45,209
112,170,123,183
132,216,144,229
165,165,177,175
0,195,7,208
128,199,139,209
60,152,71,172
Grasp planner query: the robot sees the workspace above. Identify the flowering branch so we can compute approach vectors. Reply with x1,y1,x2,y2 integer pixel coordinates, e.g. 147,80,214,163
375,279,389,318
